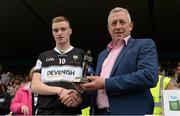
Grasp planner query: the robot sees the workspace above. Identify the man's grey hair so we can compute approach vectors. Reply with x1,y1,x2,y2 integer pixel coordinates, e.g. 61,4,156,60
108,7,131,24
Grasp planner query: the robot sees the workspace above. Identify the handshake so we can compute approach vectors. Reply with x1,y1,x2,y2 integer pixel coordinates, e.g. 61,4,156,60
56,75,105,107
57,88,82,107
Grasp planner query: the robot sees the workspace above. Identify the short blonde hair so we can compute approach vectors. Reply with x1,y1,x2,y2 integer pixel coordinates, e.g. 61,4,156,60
52,16,70,25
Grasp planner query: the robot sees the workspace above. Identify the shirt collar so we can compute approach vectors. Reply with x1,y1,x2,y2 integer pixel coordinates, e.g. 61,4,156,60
107,35,131,50
54,46,73,54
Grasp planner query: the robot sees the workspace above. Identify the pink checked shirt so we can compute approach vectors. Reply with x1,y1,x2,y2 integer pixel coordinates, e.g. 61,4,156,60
96,36,130,109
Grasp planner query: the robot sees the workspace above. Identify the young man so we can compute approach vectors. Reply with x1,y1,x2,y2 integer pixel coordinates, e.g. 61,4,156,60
80,7,159,115
31,16,87,115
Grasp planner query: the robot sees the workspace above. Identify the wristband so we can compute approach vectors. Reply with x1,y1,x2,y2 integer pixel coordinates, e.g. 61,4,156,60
59,88,64,96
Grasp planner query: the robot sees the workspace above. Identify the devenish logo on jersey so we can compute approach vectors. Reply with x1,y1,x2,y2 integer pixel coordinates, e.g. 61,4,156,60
47,70,75,77
41,66,83,82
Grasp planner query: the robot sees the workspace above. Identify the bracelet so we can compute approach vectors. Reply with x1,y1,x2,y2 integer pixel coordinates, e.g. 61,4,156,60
59,88,64,96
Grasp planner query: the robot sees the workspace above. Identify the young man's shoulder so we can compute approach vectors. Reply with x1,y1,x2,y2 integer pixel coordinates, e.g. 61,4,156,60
72,47,86,56
39,49,55,55
73,47,85,53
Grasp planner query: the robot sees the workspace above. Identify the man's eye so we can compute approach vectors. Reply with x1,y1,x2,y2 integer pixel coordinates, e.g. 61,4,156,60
53,29,58,32
120,20,126,25
111,21,117,26
60,27,66,31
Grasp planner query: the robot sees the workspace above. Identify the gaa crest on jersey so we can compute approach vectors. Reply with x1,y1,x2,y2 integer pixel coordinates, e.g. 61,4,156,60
46,57,55,62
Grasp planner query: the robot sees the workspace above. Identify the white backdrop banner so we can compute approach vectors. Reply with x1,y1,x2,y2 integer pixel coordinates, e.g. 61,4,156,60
163,90,180,116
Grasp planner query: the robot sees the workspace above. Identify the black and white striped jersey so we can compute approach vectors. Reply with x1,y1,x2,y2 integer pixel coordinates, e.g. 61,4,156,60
33,47,85,109
34,47,85,83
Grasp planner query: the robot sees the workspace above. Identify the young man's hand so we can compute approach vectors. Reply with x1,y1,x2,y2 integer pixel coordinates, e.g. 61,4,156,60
57,89,82,107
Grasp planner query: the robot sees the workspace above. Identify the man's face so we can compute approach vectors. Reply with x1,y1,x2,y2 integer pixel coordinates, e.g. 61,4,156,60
52,21,72,45
108,11,133,42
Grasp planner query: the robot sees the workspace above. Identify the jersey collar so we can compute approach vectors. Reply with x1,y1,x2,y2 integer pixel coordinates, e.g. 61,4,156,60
54,46,74,54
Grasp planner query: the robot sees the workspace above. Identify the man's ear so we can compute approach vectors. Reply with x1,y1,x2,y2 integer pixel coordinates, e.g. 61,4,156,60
107,25,110,33
130,22,133,31
69,28,72,35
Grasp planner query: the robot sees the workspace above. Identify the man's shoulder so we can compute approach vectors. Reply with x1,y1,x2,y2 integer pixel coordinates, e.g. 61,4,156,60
133,38,155,46
135,38,154,42
98,49,108,56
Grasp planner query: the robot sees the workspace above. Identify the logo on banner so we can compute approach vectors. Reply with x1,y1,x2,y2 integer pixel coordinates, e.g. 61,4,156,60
169,95,180,111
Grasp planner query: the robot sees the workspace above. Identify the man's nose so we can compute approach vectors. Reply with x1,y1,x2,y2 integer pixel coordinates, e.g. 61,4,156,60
115,23,122,29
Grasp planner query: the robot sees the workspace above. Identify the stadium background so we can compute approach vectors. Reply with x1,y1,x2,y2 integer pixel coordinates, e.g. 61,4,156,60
0,0,180,73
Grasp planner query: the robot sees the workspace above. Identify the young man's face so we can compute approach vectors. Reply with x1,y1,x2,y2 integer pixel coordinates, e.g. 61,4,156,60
108,11,133,42
52,21,72,45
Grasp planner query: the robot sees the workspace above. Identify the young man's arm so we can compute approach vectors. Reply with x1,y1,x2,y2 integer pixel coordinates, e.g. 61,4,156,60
31,73,62,95
31,73,82,107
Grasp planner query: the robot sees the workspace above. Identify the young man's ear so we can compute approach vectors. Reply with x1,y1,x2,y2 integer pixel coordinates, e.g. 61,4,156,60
69,28,72,35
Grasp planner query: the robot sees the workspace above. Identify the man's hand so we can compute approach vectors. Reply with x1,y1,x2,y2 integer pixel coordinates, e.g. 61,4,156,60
69,89,82,107
58,89,82,107
72,83,84,93
80,76,105,91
